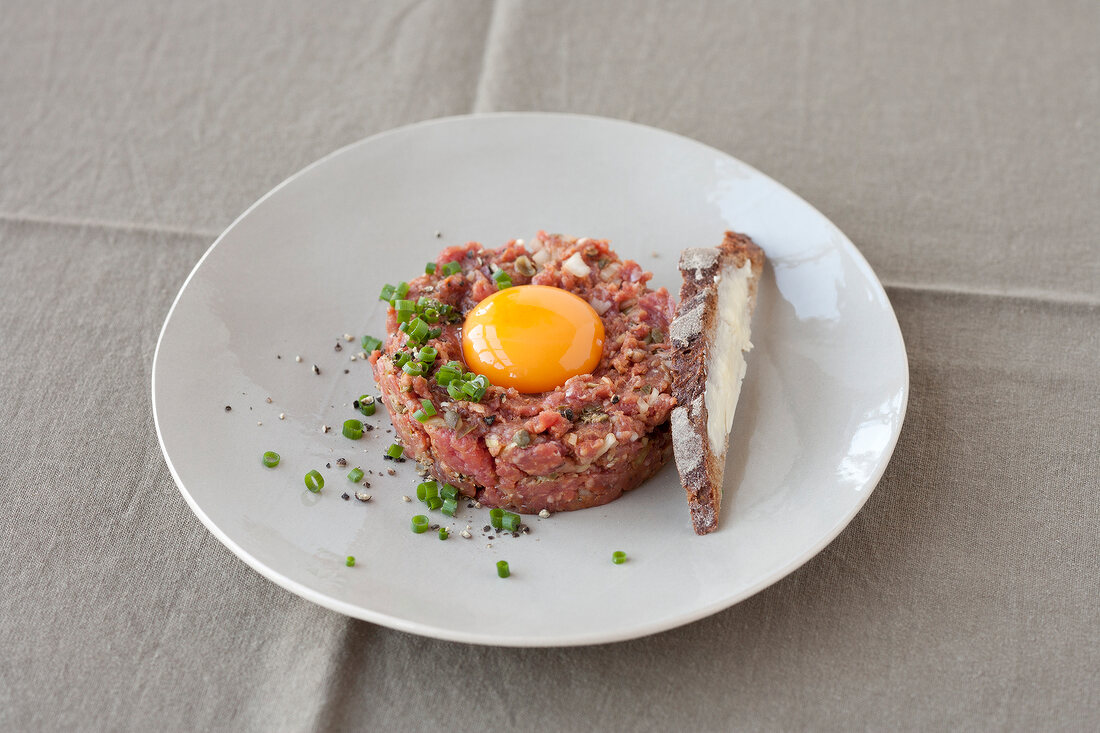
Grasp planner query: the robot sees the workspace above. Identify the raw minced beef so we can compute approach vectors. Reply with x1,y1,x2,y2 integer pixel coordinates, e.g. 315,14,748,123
369,231,675,513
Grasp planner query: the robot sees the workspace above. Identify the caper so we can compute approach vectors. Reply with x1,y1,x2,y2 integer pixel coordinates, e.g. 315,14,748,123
514,255,536,277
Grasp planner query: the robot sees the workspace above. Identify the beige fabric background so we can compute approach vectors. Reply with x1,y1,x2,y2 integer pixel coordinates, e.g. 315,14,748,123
1,1,1097,730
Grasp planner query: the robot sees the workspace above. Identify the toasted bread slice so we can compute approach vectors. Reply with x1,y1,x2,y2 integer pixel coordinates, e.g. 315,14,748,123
669,232,765,535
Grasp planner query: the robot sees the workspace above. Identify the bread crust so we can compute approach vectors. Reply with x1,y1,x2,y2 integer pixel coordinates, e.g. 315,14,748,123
670,232,764,535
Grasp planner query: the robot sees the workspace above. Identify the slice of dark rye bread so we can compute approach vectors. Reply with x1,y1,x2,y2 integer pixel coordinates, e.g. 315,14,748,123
669,232,765,535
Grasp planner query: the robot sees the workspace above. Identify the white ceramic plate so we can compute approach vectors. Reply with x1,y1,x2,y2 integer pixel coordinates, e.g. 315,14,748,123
153,113,908,646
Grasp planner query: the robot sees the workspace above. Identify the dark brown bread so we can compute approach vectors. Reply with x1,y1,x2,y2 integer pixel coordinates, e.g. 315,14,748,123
669,232,765,535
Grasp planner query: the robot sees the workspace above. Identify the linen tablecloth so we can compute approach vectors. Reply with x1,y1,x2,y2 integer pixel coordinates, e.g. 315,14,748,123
2,2,1097,730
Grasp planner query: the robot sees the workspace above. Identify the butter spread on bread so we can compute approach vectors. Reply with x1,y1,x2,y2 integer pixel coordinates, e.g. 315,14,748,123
669,232,764,535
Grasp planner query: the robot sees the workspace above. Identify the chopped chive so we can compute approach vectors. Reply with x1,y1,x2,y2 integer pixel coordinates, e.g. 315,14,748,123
395,281,410,299
379,284,396,301
612,551,627,565
438,527,449,540
393,351,411,368
416,480,438,501
419,398,437,416
412,409,428,422
492,269,512,289
261,451,280,467
489,507,504,529
425,262,437,275
304,470,324,493
427,327,442,340
346,556,356,567
501,512,520,532
357,394,376,416
394,297,415,316
347,467,364,482
435,366,458,385
406,318,429,343
417,346,438,364
441,497,458,516
402,361,426,377
441,261,462,276
426,496,443,510
360,335,382,353
342,419,364,439
385,444,404,459
496,560,510,578
422,308,439,323
446,382,465,400
411,514,429,533
441,483,459,500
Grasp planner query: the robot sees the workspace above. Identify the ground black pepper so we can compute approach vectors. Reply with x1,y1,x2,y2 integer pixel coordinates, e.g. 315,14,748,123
224,405,231,412
341,493,350,500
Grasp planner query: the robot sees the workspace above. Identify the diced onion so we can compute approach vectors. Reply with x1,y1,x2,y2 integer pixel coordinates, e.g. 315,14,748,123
532,248,552,266
594,433,618,460
563,252,591,278
589,297,612,315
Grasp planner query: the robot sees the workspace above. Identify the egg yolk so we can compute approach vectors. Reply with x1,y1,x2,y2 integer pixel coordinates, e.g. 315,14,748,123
461,285,605,394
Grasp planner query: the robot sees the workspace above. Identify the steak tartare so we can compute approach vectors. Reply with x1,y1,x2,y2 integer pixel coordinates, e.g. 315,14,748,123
370,232,676,514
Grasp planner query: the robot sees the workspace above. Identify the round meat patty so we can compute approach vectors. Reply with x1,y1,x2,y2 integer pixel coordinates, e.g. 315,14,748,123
370,232,675,514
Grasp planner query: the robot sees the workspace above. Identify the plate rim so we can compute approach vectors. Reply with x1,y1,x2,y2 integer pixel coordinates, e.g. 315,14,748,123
152,111,910,646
